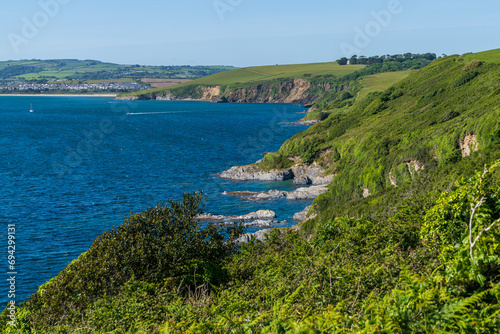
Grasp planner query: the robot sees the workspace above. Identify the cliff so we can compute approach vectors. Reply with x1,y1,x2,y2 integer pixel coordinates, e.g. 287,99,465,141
116,78,323,104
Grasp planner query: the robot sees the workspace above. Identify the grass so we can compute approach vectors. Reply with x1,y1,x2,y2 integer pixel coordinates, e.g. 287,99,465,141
126,62,366,97
356,70,415,100
463,48,500,64
0,59,235,80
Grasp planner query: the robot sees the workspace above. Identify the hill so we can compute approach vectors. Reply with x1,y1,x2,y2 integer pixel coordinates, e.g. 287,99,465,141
120,54,434,106
3,50,500,333
0,59,235,81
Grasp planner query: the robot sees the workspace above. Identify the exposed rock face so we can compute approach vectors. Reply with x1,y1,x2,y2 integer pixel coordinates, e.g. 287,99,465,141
293,205,311,222
220,162,334,186
460,134,479,157
195,210,277,222
201,86,221,100
118,78,324,104
225,185,329,201
363,188,371,198
280,119,320,126
389,172,397,187
220,165,294,181
236,229,273,244
405,160,425,175
283,79,312,103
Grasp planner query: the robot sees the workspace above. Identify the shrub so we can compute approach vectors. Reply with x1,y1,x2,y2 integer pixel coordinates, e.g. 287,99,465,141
19,193,244,328
452,70,479,88
463,59,482,72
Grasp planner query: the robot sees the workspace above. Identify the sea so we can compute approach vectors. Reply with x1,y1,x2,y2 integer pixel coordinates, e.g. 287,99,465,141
0,96,312,304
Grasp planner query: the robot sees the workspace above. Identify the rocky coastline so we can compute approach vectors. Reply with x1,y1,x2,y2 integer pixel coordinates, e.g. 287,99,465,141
220,162,334,185
215,160,334,242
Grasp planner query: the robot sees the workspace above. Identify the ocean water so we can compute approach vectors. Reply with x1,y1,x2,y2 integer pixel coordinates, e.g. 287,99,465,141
0,96,312,304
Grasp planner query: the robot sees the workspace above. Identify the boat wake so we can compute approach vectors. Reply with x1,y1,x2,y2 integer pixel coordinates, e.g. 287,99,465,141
126,111,178,115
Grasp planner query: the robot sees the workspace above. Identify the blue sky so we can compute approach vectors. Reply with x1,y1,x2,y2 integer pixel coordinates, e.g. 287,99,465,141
1,0,499,66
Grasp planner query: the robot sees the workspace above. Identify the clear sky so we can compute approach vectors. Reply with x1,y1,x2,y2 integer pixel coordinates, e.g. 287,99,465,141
1,0,499,67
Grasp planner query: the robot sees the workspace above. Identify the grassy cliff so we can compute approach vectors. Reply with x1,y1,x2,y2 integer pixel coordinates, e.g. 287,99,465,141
3,50,500,333
119,56,432,104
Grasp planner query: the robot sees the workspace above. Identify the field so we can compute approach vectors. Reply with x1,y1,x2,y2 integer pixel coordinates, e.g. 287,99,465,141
140,78,193,88
129,62,367,97
177,62,365,86
0,59,235,81
356,70,415,99
463,48,500,63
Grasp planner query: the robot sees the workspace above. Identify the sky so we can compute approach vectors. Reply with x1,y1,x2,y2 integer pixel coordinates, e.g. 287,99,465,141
1,0,499,67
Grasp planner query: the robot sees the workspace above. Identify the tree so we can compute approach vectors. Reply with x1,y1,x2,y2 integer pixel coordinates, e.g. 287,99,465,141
337,57,348,65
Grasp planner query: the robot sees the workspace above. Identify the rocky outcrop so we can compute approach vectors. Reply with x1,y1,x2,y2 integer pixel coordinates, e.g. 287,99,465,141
236,229,273,243
224,185,329,201
293,205,311,221
220,165,294,181
220,162,334,185
195,210,277,222
460,134,479,157
280,119,320,126
118,78,324,104
405,160,425,175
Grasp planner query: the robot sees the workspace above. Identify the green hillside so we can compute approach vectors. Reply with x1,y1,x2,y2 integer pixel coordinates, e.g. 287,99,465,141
0,59,235,80
3,50,500,333
356,70,415,99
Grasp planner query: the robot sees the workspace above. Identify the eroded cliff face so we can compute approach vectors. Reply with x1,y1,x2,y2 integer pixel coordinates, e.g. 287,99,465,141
118,78,323,104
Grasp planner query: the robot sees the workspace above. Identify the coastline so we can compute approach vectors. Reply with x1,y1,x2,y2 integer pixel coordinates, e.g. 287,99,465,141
0,94,117,97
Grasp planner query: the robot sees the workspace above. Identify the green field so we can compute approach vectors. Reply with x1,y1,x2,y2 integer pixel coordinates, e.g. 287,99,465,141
356,70,415,99
129,62,366,96
463,48,500,63
173,62,365,86
0,59,235,81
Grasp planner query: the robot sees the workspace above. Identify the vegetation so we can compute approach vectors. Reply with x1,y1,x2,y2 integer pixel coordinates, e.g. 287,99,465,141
3,50,500,333
0,59,235,81
123,53,435,104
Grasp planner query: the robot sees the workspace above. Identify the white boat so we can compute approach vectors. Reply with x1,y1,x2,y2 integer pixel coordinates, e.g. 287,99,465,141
30,104,34,113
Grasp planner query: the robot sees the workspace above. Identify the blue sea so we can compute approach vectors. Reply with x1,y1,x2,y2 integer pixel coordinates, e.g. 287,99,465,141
0,96,311,304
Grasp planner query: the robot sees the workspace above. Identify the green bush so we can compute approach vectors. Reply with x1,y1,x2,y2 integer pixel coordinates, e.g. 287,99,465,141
14,193,244,329
452,70,479,88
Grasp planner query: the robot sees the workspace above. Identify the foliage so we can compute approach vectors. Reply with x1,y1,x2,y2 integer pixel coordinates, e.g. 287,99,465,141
0,59,234,80
4,50,500,333
1,193,244,330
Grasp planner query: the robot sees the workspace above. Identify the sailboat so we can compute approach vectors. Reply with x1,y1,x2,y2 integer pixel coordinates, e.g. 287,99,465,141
30,104,34,113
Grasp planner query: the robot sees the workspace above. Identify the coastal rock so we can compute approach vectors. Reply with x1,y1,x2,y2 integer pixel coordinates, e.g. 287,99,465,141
194,210,277,222
226,185,328,201
221,161,334,186
293,206,311,222
220,165,294,181
285,185,329,200
280,119,320,126
236,229,273,244
245,219,283,227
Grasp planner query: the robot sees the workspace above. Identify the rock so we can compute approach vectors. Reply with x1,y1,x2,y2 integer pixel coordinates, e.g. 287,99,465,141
363,188,371,198
225,185,328,201
293,176,312,185
220,165,294,181
236,229,273,243
237,210,277,220
194,210,277,222
285,185,329,200
245,219,282,227
308,174,335,185
460,134,479,157
221,162,334,186
280,119,320,126
293,206,311,221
